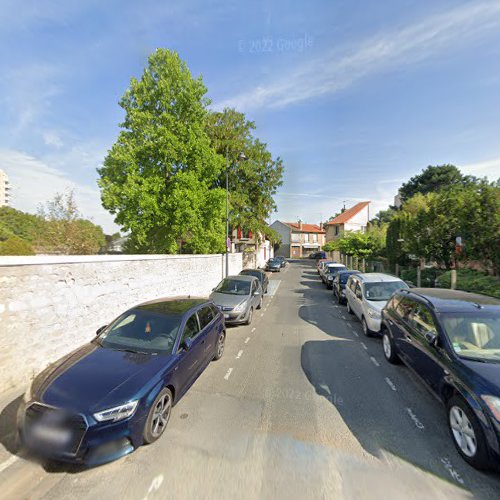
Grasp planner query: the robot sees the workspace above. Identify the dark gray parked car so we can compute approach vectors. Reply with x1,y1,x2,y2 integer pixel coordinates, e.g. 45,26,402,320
210,275,262,325
240,268,269,294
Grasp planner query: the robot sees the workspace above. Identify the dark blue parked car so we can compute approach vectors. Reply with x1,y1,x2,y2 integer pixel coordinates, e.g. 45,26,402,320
381,288,500,470
17,297,226,465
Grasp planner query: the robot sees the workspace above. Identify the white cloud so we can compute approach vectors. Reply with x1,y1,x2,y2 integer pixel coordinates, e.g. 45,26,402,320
219,1,500,111
0,149,119,233
460,156,500,179
42,131,64,148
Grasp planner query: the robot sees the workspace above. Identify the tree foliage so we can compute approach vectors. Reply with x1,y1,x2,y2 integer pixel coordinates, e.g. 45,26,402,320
0,236,34,256
206,108,284,238
326,231,383,259
98,49,226,254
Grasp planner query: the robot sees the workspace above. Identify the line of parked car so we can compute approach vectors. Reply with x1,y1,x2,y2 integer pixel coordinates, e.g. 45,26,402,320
315,256,500,471
17,264,276,466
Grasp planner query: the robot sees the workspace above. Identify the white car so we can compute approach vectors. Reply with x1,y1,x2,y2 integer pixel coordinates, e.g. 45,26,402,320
323,263,347,289
345,273,409,336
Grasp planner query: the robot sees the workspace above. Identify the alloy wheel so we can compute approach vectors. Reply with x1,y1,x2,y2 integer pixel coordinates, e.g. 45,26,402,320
383,334,391,359
449,406,477,458
217,333,225,358
151,394,172,438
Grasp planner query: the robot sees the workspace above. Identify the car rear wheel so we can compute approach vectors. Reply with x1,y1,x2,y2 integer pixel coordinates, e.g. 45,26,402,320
246,307,254,325
447,396,490,470
346,301,354,315
144,388,173,444
213,331,225,360
382,330,400,364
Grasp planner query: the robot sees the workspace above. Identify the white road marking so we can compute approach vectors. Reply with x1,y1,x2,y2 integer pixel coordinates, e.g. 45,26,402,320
370,356,380,367
224,368,233,380
360,342,368,350
260,313,264,317
244,337,250,344
236,350,243,359
341,315,346,320
385,377,397,391
0,455,18,474
406,407,425,429
441,457,465,485
353,331,359,337
251,327,256,333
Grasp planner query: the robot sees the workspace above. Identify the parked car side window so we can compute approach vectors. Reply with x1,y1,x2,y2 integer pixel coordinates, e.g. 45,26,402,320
387,294,402,313
180,314,200,344
355,283,363,300
410,304,437,337
198,306,214,329
395,297,418,324
348,277,357,292
209,304,219,317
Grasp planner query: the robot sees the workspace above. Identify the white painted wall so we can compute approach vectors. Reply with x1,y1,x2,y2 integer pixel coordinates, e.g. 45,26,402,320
0,253,243,394
344,205,370,232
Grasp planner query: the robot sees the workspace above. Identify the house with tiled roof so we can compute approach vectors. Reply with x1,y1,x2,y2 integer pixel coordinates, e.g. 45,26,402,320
270,220,326,258
325,201,371,242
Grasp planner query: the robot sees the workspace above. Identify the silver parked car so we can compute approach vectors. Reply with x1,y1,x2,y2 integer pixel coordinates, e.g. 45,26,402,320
210,275,262,325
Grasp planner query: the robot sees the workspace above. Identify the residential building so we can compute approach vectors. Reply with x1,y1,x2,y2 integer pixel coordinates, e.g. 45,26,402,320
231,227,274,268
270,220,326,258
0,169,10,207
325,201,371,242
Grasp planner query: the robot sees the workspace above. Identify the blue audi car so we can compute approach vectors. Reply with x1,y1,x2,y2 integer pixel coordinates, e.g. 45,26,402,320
381,288,500,470
17,297,226,465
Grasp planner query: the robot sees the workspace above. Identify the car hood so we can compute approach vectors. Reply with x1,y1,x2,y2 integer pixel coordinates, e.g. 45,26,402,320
35,343,170,413
366,300,386,313
210,292,249,308
460,359,500,396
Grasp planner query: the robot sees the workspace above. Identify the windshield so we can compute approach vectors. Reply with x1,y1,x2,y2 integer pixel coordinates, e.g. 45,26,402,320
98,310,180,354
215,278,251,295
364,281,408,301
441,312,500,362
339,273,355,284
328,266,346,274
241,270,260,280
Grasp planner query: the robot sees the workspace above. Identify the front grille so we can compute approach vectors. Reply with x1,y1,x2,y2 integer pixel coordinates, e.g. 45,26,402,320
25,402,88,455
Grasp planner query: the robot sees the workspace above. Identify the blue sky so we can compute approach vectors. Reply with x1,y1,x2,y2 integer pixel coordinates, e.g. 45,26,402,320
1,0,500,233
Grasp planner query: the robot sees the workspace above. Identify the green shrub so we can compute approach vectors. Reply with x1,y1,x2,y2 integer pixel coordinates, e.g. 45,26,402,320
0,236,34,256
400,267,441,287
436,269,500,299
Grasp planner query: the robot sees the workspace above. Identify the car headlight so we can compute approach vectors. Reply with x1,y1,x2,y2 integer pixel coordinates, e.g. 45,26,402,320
233,302,247,313
94,400,138,422
328,275,333,281
481,395,500,421
367,309,381,319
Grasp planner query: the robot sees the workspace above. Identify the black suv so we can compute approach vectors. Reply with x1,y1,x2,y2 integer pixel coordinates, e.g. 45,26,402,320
381,288,500,470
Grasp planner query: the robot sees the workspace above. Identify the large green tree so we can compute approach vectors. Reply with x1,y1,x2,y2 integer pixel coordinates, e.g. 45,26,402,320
206,108,284,238
98,49,225,253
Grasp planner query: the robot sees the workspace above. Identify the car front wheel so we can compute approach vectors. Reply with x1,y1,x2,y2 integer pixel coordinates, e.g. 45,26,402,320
447,396,490,470
143,388,173,444
246,307,254,325
213,331,225,360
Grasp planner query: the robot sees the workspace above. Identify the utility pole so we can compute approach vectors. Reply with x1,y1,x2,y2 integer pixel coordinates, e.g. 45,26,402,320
225,162,229,277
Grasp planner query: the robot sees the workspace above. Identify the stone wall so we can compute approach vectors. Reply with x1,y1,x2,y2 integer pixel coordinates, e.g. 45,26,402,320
0,253,242,394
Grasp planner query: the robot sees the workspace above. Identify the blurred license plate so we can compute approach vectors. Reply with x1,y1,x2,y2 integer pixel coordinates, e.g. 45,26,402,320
224,314,230,319
31,424,71,445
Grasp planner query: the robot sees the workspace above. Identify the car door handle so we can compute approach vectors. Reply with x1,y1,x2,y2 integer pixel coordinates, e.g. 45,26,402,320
405,335,412,342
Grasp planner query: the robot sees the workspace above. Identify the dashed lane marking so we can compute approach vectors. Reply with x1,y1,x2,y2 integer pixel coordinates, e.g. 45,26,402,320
244,337,250,344
251,327,256,333
360,342,368,350
353,331,359,337
236,350,243,359
224,368,233,380
370,356,380,367
441,457,465,485
260,313,264,317
406,407,425,429
385,377,397,391
0,456,18,474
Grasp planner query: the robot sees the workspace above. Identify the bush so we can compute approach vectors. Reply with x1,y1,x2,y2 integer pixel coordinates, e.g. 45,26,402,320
400,267,441,287
0,236,34,256
436,269,500,299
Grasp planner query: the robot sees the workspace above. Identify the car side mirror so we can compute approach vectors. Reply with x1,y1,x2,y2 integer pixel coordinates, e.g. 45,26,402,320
96,325,107,336
425,331,437,346
253,291,260,296
182,337,193,351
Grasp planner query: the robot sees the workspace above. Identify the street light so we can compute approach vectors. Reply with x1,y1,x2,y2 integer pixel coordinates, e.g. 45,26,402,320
226,152,247,277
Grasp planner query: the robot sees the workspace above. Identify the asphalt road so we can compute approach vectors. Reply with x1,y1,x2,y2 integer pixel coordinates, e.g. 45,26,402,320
0,260,499,499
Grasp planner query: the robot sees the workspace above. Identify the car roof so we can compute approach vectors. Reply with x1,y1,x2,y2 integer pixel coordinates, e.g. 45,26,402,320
326,263,346,268
226,274,257,282
354,273,403,283
398,288,500,312
241,268,264,274
134,297,208,316
338,270,360,275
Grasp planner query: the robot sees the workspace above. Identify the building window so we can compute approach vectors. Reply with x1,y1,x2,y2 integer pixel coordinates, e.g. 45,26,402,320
303,233,309,242
335,225,339,236
291,233,300,243
312,233,318,243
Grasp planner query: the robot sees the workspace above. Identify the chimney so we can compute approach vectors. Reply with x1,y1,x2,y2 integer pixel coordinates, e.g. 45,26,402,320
298,219,302,230
320,222,323,231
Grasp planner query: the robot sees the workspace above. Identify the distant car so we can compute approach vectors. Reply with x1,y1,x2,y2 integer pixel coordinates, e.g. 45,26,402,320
381,288,500,470
17,298,225,465
333,270,361,303
266,258,281,272
322,263,347,288
309,252,318,259
345,273,409,336
275,256,286,268
240,268,269,294
309,251,326,260
210,275,262,325
317,259,332,275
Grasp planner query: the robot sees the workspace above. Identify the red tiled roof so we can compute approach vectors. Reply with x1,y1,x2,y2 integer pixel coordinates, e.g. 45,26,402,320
325,201,370,225
285,222,325,233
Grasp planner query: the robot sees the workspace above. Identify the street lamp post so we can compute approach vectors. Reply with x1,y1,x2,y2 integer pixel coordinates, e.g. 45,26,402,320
225,152,247,277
